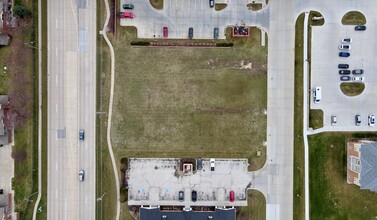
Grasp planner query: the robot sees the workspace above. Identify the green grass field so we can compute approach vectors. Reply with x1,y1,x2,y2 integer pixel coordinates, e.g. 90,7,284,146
111,27,268,170
237,190,266,220
309,132,377,219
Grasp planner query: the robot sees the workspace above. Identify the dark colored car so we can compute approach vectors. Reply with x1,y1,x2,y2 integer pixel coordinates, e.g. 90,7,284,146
339,70,351,75
188,27,193,39
214,27,219,39
123,4,134,9
355,114,361,126
338,64,349,69
209,0,214,7
352,69,364,75
230,191,235,202
192,190,197,202
79,129,85,141
179,191,184,201
339,52,350,57
163,26,168,38
340,76,351,81
355,25,366,31
197,159,202,170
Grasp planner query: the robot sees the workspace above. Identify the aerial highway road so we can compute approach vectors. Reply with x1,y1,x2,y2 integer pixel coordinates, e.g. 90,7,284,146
47,0,96,219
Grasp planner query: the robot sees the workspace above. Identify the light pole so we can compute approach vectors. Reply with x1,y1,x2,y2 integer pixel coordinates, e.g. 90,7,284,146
97,192,107,201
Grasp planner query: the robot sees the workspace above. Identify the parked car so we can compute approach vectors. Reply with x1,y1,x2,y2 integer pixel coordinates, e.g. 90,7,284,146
355,25,366,31
210,158,215,171
118,12,134,19
352,69,364,75
339,52,350,57
214,27,219,39
163,26,168,38
79,129,85,141
353,76,364,82
188,27,194,39
123,4,134,9
191,190,197,202
178,191,184,202
338,64,349,69
339,70,351,75
355,114,361,126
197,159,202,170
368,114,375,126
339,45,351,50
340,76,351,81
79,170,85,182
341,38,352,44
331,115,337,125
230,191,235,202
209,0,215,8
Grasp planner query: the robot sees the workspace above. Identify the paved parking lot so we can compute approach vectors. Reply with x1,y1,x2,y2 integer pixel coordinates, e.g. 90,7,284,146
127,158,253,207
119,0,269,39
0,145,14,209
311,17,377,130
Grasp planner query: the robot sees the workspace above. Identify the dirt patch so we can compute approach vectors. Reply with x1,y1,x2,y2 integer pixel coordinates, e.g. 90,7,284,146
207,59,267,75
12,149,27,164
196,107,264,115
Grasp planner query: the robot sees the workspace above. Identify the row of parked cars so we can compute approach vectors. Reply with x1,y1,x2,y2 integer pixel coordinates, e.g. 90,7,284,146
331,114,375,126
178,190,235,202
338,32,365,82
160,27,219,39
119,4,135,19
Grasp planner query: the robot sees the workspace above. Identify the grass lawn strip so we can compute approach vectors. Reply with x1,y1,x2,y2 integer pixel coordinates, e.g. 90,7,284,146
293,12,305,220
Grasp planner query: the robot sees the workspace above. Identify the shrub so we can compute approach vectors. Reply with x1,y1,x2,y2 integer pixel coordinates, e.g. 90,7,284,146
216,42,234,47
130,41,150,46
13,5,32,19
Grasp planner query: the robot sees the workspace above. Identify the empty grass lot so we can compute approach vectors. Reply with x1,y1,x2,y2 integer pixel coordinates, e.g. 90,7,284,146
111,27,268,170
309,132,377,219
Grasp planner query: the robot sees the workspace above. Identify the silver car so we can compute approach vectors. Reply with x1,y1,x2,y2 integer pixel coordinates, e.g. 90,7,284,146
79,170,85,182
368,114,375,127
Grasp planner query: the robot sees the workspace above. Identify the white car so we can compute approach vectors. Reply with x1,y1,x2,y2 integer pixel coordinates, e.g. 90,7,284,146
353,76,364,82
368,114,375,126
210,158,215,171
341,38,352,44
339,44,351,50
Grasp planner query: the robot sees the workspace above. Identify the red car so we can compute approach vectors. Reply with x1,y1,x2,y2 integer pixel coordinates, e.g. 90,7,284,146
163,27,168,38
230,191,235,202
118,12,134,19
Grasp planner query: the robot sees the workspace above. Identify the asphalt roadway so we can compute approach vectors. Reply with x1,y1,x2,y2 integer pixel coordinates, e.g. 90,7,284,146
47,0,96,219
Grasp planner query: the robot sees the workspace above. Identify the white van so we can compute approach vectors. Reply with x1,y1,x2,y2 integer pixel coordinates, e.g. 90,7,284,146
313,86,321,103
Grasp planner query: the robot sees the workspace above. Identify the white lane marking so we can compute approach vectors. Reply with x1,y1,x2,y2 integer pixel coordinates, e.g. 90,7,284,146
55,47,58,56
85,143,88,151
85,86,88,95
85,58,88,68
55,162,58,171
85,115,88,123
55,19,58,28
55,75,58,85
55,190,58,198
55,104,58,113
64,198,67,220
